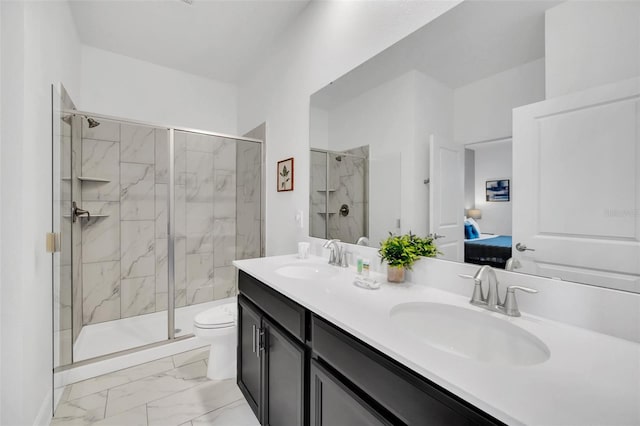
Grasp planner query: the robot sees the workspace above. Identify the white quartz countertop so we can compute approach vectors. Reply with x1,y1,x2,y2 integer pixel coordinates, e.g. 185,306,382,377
233,255,640,426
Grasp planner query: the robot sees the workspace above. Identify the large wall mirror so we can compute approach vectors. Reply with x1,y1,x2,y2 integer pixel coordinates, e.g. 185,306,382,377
309,0,640,293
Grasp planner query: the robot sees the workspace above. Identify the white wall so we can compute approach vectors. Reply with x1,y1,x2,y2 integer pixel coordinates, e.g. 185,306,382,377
0,1,82,424
81,46,238,134
453,58,545,145
545,1,640,99
326,71,415,245
414,70,454,236
464,149,475,211
309,106,328,150
314,70,452,245
237,0,462,255
472,141,512,236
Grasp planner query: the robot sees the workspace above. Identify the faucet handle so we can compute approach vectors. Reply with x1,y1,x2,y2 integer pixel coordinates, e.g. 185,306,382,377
459,274,485,305
507,285,538,294
339,247,349,268
502,285,538,317
458,273,479,283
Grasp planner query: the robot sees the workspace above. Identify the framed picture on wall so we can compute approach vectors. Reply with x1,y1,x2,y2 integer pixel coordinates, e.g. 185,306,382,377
486,179,510,202
277,157,294,192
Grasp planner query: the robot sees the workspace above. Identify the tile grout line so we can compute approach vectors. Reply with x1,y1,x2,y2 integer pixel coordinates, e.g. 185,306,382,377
63,351,204,403
103,360,210,419
184,395,245,425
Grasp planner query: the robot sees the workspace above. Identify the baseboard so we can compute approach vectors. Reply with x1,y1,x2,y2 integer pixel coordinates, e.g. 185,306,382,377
33,389,52,426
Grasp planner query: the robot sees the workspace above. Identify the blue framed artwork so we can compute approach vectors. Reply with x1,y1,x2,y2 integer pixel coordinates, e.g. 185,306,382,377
486,179,510,202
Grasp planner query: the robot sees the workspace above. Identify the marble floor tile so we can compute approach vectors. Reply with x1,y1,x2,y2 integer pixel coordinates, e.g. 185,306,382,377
190,399,259,426
92,405,148,426
105,360,207,417
67,357,175,401
51,390,108,426
53,348,258,426
146,379,243,426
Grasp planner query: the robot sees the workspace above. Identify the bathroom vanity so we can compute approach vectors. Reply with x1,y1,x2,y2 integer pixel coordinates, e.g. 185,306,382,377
234,255,640,426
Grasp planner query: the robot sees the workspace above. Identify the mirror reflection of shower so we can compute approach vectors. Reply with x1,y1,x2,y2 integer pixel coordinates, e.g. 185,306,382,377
309,146,369,244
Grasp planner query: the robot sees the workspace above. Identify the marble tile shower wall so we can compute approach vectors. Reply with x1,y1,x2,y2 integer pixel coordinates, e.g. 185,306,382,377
235,141,262,260
174,131,239,307
310,147,368,244
327,153,367,244
80,123,241,326
309,151,328,238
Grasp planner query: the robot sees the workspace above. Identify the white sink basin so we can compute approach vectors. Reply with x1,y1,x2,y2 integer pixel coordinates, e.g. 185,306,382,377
390,302,550,366
275,263,339,280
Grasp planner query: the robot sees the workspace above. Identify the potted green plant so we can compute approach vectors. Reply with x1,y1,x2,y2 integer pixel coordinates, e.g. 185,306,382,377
378,232,439,283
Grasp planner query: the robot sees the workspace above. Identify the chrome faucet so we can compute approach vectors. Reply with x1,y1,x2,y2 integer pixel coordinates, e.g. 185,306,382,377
323,239,349,267
460,265,538,317
323,239,341,266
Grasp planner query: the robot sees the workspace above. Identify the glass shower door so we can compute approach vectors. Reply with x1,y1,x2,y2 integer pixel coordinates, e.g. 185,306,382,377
172,131,262,337
52,85,74,370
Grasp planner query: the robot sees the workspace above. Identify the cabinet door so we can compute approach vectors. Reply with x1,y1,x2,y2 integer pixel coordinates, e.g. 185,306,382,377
263,318,305,426
310,360,391,426
238,296,262,421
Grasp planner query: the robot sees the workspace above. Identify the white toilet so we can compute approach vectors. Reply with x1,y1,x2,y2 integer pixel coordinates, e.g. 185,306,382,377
193,301,238,380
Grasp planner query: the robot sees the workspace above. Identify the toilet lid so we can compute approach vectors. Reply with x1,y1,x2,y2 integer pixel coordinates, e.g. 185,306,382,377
194,302,237,329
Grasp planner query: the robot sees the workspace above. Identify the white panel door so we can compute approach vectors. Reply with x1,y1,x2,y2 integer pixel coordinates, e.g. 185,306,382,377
429,135,464,262
513,78,640,292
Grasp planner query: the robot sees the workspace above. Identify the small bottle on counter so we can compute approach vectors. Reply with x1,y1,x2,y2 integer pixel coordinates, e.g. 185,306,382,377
362,258,370,277
356,257,363,274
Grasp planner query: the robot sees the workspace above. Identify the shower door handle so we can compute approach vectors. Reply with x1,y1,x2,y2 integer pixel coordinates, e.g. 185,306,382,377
72,201,90,223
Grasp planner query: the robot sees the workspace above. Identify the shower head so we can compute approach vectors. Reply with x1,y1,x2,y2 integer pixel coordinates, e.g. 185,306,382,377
335,155,342,162
86,117,100,128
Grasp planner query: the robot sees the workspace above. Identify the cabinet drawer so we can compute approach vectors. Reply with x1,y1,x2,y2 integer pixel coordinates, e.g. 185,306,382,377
239,270,306,342
311,316,501,426
311,359,392,426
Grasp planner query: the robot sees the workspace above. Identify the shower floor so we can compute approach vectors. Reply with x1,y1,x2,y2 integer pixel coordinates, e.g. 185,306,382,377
74,297,235,362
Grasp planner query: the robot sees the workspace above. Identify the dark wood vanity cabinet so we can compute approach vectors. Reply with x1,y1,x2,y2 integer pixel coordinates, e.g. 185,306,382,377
238,296,262,416
238,272,306,425
238,270,502,426
310,359,392,426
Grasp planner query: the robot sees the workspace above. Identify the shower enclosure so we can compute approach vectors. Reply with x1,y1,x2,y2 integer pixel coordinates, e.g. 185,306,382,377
52,85,263,374
309,146,369,244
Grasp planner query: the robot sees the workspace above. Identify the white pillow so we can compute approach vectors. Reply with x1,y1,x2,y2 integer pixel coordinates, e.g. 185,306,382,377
465,217,481,235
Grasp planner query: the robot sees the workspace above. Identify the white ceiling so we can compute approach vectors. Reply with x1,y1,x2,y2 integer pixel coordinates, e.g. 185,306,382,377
312,0,561,110
69,0,311,84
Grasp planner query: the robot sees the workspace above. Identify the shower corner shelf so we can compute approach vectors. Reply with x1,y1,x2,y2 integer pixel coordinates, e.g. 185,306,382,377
316,189,337,192
317,212,337,215
63,214,109,219
78,176,111,183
